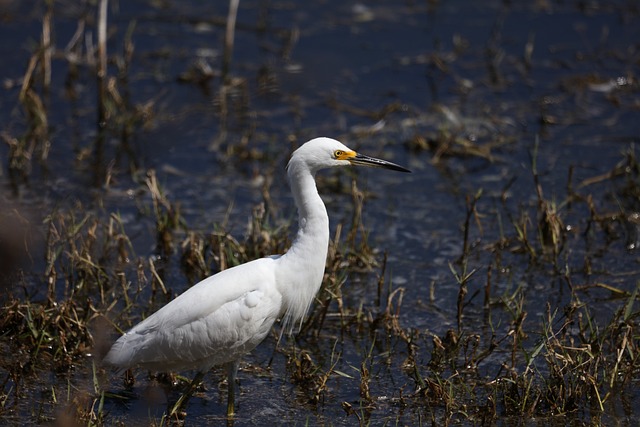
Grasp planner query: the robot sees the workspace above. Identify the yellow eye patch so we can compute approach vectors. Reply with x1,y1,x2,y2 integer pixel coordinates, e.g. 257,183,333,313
334,150,356,160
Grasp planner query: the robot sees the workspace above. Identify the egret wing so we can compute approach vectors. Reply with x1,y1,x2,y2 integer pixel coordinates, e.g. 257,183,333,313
104,257,282,371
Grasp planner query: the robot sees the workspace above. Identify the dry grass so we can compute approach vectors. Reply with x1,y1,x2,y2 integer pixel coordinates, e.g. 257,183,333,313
2,149,639,425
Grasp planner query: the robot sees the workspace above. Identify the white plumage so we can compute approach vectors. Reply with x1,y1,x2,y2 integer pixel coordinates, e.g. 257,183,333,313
103,137,409,417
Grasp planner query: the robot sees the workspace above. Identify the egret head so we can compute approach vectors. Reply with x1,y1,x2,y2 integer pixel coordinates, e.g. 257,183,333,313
289,137,410,174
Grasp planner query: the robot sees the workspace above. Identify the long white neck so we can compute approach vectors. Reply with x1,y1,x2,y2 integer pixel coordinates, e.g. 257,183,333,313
276,159,329,332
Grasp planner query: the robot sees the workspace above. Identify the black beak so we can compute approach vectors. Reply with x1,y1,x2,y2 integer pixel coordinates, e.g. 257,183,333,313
349,153,411,173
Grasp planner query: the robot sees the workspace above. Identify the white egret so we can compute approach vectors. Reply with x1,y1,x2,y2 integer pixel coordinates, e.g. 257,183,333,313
103,137,410,417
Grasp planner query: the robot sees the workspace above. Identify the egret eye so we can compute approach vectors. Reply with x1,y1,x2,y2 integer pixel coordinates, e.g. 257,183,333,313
334,150,344,158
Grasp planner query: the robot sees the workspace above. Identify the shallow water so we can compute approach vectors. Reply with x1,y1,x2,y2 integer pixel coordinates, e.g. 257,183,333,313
1,0,639,425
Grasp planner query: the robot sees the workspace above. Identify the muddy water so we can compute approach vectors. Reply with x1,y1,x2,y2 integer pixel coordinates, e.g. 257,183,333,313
1,0,639,425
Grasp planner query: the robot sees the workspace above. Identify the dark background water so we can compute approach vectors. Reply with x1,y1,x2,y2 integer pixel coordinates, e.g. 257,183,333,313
1,0,639,425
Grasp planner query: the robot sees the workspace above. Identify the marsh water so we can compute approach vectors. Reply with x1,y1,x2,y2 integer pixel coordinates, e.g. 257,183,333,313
1,0,639,425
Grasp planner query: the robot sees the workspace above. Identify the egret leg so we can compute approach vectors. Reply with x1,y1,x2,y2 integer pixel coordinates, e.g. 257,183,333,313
168,371,205,418
226,361,239,417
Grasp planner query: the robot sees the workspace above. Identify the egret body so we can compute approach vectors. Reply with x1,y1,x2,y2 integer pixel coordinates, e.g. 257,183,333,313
103,137,409,416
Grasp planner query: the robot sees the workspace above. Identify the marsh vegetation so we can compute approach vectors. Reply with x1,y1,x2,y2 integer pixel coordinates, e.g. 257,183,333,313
0,0,639,425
